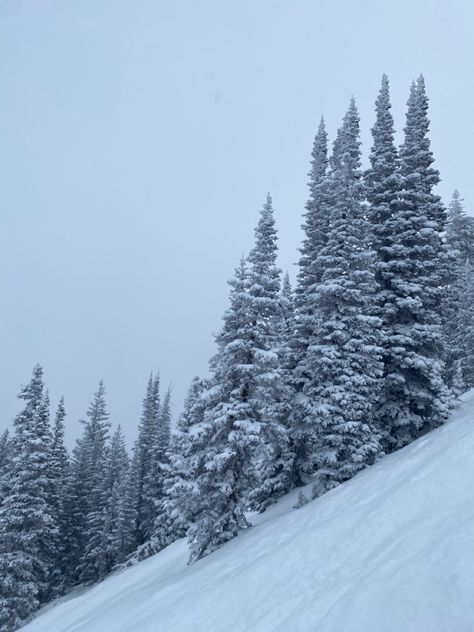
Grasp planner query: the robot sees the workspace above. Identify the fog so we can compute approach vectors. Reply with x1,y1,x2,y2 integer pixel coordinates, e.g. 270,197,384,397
1,0,472,444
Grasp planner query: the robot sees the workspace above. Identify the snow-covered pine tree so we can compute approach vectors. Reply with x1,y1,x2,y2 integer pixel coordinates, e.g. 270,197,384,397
72,381,112,584
294,117,329,317
140,385,171,538
374,76,451,449
0,429,12,483
158,385,172,448
159,376,210,541
365,74,404,448
451,260,474,390
442,191,474,386
246,195,294,511
126,378,208,565
77,489,111,584
187,258,257,562
451,359,465,397
50,398,68,517
188,196,294,560
103,426,134,568
0,429,12,515
291,117,331,483
63,424,90,585
0,366,56,631
446,190,474,264
306,98,383,496
36,389,59,602
128,374,161,547
280,272,294,341
278,273,296,405
48,397,70,596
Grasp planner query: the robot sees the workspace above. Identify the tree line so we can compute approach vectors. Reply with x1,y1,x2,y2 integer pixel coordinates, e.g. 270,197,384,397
1,74,474,631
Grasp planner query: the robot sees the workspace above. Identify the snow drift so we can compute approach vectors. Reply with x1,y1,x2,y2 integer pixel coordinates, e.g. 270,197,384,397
22,392,474,632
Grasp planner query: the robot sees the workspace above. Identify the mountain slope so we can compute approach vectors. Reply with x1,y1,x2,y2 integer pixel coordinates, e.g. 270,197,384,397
23,392,474,632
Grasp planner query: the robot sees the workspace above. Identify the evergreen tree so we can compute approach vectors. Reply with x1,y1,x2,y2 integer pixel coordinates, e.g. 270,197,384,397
188,197,294,560
278,273,296,395
304,99,383,495
280,272,294,343
68,381,111,585
246,195,294,511
451,260,474,390
374,76,451,448
446,190,474,264
63,429,89,585
442,191,474,385
451,358,465,398
48,397,69,596
104,426,134,568
0,429,12,521
291,118,331,482
0,366,56,631
140,385,171,542
366,74,400,309
128,374,161,547
163,376,210,539
72,425,130,582
50,398,68,516
365,74,404,447
187,259,256,562
158,386,172,448
294,117,329,316
127,378,208,565
0,429,12,484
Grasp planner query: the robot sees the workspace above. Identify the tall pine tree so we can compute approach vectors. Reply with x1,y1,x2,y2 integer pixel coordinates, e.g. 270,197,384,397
65,381,111,585
0,366,56,631
246,194,294,511
188,196,295,560
103,426,134,568
374,76,451,449
308,99,382,495
161,376,211,542
187,258,256,562
442,190,474,386
128,374,161,547
449,260,474,390
48,397,69,596
140,384,170,543
365,74,405,448
446,190,474,264
0,429,12,490
291,117,331,482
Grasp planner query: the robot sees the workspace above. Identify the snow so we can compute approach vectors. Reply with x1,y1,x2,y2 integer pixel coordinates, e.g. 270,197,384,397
23,392,474,631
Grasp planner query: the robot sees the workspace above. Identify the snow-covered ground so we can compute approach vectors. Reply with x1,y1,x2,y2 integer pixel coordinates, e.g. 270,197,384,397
23,392,474,632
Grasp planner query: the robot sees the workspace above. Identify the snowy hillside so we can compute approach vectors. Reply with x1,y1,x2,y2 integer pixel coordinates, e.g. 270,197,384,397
23,393,474,632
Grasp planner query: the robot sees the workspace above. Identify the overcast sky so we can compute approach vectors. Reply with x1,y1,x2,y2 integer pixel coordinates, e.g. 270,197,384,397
1,0,473,445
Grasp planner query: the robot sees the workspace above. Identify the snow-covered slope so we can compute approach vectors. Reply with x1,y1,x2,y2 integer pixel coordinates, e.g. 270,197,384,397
23,393,474,632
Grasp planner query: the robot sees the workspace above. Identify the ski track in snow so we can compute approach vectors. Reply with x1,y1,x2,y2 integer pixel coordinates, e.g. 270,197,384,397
22,391,474,632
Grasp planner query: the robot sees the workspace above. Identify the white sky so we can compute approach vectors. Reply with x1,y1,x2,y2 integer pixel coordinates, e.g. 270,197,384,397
1,0,473,445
